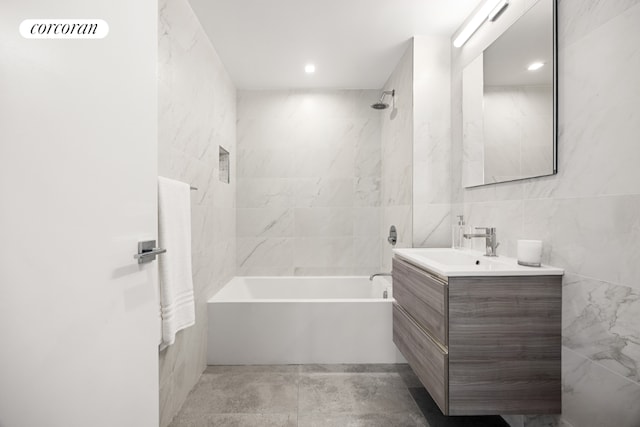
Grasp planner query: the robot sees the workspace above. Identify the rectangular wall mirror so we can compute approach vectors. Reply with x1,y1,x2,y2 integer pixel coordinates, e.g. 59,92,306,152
462,0,557,187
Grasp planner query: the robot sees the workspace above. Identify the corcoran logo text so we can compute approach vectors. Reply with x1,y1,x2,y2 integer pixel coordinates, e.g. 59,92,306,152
20,19,109,39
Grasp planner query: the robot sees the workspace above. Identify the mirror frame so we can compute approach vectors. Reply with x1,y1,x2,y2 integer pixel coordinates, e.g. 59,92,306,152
463,0,558,188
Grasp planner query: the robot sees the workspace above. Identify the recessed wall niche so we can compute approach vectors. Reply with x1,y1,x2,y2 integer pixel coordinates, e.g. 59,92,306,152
219,146,230,184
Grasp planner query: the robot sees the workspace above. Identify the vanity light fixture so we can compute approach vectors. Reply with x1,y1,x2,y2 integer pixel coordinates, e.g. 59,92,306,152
453,0,508,48
527,61,545,71
489,0,509,21
304,63,315,74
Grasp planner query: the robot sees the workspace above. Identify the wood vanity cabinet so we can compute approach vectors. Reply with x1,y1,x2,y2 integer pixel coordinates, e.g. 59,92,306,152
392,256,562,415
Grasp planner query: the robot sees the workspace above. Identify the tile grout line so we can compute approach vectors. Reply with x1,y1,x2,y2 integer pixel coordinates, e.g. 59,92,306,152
296,368,300,427
563,346,640,388
462,191,640,204
563,270,640,293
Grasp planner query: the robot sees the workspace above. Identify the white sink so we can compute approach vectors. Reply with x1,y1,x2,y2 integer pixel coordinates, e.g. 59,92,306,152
393,248,564,277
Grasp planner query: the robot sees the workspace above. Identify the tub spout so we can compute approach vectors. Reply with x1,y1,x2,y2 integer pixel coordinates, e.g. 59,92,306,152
369,272,392,281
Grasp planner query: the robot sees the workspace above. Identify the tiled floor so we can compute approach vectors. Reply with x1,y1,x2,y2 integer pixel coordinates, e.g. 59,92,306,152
168,364,510,427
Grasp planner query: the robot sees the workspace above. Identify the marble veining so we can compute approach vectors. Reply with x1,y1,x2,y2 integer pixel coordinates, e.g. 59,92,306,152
237,179,293,208
237,208,294,238
294,178,355,208
526,2,640,201
558,0,640,47
563,274,640,383
451,2,640,426
158,0,236,425
380,42,413,273
237,237,293,273
483,86,554,183
562,347,640,427
236,90,382,276
411,36,452,249
462,54,485,188
355,177,382,207
522,195,640,290
412,204,452,248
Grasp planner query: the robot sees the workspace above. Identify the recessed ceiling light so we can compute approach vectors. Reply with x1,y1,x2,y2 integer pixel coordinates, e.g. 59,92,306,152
528,62,545,71
305,64,315,74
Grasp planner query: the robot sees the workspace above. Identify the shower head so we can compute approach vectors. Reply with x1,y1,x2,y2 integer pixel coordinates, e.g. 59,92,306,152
371,89,395,110
371,102,389,110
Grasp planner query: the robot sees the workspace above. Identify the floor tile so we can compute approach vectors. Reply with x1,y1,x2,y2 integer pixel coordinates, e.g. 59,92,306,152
298,363,423,387
298,412,428,427
169,413,297,427
298,372,420,415
299,363,406,374
179,371,298,416
168,364,514,427
205,365,300,374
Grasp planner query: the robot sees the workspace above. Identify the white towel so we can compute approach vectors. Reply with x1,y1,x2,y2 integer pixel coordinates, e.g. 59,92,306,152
158,176,195,350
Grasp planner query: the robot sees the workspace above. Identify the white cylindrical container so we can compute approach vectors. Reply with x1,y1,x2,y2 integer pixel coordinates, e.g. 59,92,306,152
517,240,543,267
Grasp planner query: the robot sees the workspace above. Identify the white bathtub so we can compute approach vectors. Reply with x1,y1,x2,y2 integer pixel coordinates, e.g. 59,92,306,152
207,276,405,365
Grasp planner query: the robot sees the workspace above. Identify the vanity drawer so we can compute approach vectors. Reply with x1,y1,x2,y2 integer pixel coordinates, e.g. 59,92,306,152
393,303,448,414
392,257,448,345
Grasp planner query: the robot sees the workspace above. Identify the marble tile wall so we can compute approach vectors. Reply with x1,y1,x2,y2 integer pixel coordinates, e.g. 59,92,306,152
236,90,382,276
380,36,453,273
412,36,452,249
451,0,640,426
157,0,236,425
380,43,414,271
462,54,486,188
483,85,554,183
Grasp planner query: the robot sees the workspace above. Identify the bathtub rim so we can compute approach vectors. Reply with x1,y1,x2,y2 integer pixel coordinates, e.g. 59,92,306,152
208,275,393,303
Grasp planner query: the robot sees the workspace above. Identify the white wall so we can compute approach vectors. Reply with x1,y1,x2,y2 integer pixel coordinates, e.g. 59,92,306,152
236,90,382,276
0,1,159,426
157,0,237,425
451,0,640,426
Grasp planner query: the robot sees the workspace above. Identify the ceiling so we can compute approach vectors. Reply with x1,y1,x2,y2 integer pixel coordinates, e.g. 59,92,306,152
188,0,481,90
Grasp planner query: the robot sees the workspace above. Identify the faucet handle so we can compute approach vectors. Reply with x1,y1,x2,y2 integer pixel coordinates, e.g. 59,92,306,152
475,227,495,233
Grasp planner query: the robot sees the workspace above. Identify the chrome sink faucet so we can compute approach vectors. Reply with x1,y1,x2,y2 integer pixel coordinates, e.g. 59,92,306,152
369,272,392,281
463,227,499,257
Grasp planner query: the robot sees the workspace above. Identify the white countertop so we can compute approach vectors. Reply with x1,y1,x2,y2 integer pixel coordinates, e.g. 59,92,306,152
393,248,564,277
